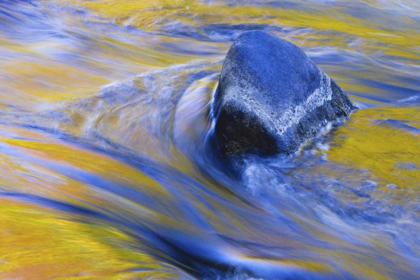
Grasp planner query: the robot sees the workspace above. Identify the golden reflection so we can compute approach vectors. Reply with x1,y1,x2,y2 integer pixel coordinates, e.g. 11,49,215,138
0,131,169,198
328,106,420,188
0,199,183,279
53,0,420,59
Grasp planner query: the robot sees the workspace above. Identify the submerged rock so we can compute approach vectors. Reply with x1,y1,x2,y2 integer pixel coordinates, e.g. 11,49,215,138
213,31,355,156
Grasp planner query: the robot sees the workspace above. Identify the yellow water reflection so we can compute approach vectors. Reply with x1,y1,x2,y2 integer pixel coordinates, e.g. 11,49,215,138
55,0,420,60
0,199,183,279
328,106,420,188
0,126,193,279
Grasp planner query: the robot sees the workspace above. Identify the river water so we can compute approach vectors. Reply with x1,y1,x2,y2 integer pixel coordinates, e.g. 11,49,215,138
0,0,419,279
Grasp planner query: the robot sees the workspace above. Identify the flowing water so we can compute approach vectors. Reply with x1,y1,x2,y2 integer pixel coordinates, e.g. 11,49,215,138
0,0,419,279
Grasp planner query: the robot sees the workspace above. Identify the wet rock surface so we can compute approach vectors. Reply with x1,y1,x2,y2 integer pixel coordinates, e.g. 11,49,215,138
213,31,355,156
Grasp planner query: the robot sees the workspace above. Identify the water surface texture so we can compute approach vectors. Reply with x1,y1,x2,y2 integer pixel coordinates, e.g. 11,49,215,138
0,0,419,279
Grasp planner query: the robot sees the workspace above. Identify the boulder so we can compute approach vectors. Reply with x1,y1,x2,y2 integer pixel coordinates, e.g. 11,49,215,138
213,31,355,156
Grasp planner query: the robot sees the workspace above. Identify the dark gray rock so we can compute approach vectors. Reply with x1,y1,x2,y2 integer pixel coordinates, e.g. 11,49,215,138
213,31,355,156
